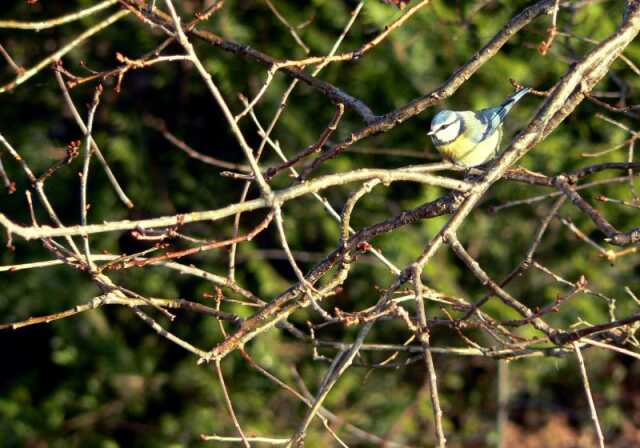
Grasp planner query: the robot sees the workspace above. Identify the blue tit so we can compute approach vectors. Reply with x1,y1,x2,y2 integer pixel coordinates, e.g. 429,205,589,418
427,88,530,167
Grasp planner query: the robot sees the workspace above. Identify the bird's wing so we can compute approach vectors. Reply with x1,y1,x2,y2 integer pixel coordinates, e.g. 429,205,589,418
466,110,500,144
484,88,531,122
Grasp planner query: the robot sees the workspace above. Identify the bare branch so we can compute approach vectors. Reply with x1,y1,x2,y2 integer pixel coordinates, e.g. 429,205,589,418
0,0,119,30
0,9,130,94
573,342,606,448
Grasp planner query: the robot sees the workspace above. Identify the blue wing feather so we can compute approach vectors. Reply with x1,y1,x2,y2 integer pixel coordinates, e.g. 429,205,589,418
471,88,530,143
466,110,500,144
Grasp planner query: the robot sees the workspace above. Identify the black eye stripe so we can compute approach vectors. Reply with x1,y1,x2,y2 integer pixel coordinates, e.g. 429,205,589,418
440,121,455,130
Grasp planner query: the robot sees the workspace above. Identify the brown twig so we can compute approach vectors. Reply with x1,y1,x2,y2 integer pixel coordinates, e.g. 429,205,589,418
0,43,24,75
0,9,130,94
412,265,446,447
54,68,134,208
264,0,310,54
573,342,606,448
554,174,640,245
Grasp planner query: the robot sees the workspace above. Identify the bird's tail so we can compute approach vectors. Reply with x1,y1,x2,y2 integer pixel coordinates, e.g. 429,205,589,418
497,87,531,120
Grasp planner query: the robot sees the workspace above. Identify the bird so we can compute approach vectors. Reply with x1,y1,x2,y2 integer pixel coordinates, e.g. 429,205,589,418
427,88,530,167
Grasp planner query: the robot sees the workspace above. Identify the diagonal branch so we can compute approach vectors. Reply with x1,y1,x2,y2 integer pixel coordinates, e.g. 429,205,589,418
0,9,130,94
554,175,640,245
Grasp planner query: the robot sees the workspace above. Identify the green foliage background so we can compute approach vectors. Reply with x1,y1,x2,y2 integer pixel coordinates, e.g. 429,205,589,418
1,1,639,446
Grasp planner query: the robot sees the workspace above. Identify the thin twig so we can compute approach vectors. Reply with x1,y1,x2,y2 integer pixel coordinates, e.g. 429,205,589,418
80,85,103,271
412,265,446,447
0,43,24,75
201,435,287,444
0,155,14,192
0,9,130,94
573,342,606,448
0,0,119,30
215,359,251,447
265,0,310,53
54,52,134,208
164,0,272,195
144,115,250,171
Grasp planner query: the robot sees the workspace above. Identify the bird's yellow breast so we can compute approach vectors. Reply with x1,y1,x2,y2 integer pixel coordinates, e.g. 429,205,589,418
435,127,502,167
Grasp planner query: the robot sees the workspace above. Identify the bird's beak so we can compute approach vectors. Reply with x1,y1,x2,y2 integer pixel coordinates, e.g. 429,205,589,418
427,129,436,136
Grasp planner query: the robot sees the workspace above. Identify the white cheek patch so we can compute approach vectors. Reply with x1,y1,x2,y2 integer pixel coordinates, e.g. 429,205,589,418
437,119,461,142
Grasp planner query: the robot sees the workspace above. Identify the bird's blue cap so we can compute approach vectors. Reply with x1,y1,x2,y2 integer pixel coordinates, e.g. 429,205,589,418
431,110,457,129
428,110,458,136
431,110,456,127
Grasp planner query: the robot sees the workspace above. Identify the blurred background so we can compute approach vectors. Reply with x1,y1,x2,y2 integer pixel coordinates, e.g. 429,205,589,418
1,0,639,446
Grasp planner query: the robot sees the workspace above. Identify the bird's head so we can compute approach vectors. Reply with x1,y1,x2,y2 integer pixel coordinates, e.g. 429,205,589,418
428,110,462,144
